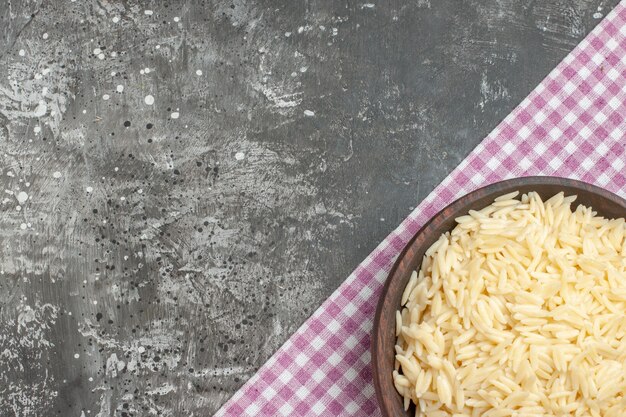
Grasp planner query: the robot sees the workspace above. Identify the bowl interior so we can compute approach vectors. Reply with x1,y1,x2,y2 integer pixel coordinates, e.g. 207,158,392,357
371,176,626,417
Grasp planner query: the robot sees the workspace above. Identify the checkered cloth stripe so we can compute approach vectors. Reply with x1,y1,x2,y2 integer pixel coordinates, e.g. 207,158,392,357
215,4,626,416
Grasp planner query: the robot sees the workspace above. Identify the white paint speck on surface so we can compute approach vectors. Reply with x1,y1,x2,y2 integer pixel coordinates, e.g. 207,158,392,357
144,95,154,105
86,186,93,193
300,66,308,73
116,85,124,93
298,26,304,33
98,53,105,60
102,94,110,100
52,171,62,179
82,109,87,114
285,32,292,37
17,191,28,204
120,196,125,201
112,16,120,23
144,67,151,74
42,33,49,39
196,69,203,76
174,16,180,22
171,112,180,119
34,126,41,133
304,110,315,117
34,100,47,117
235,152,245,160
110,71,116,76
361,3,375,8
19,49,25,56
93,48,102,55
74,353,80,359
15,205,21,211
593,12,603,19
144,10,153,15
20,223,27,230
114,167,119,172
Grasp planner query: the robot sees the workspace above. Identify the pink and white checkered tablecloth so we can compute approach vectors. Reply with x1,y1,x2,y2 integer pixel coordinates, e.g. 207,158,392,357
215,4,626,416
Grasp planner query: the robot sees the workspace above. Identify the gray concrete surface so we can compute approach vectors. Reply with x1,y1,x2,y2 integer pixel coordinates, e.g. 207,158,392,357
0,0,618,415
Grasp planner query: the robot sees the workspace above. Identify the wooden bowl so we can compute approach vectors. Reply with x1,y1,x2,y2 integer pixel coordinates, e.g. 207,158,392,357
371,176,626,417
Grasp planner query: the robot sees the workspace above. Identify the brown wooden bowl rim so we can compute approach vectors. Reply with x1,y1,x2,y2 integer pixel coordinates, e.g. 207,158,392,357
371,176,626,417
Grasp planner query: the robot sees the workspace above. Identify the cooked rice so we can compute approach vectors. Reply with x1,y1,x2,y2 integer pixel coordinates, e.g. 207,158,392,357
394,191,626,417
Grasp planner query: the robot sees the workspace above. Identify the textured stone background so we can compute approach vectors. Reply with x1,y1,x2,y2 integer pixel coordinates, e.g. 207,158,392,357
0,0,618,415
